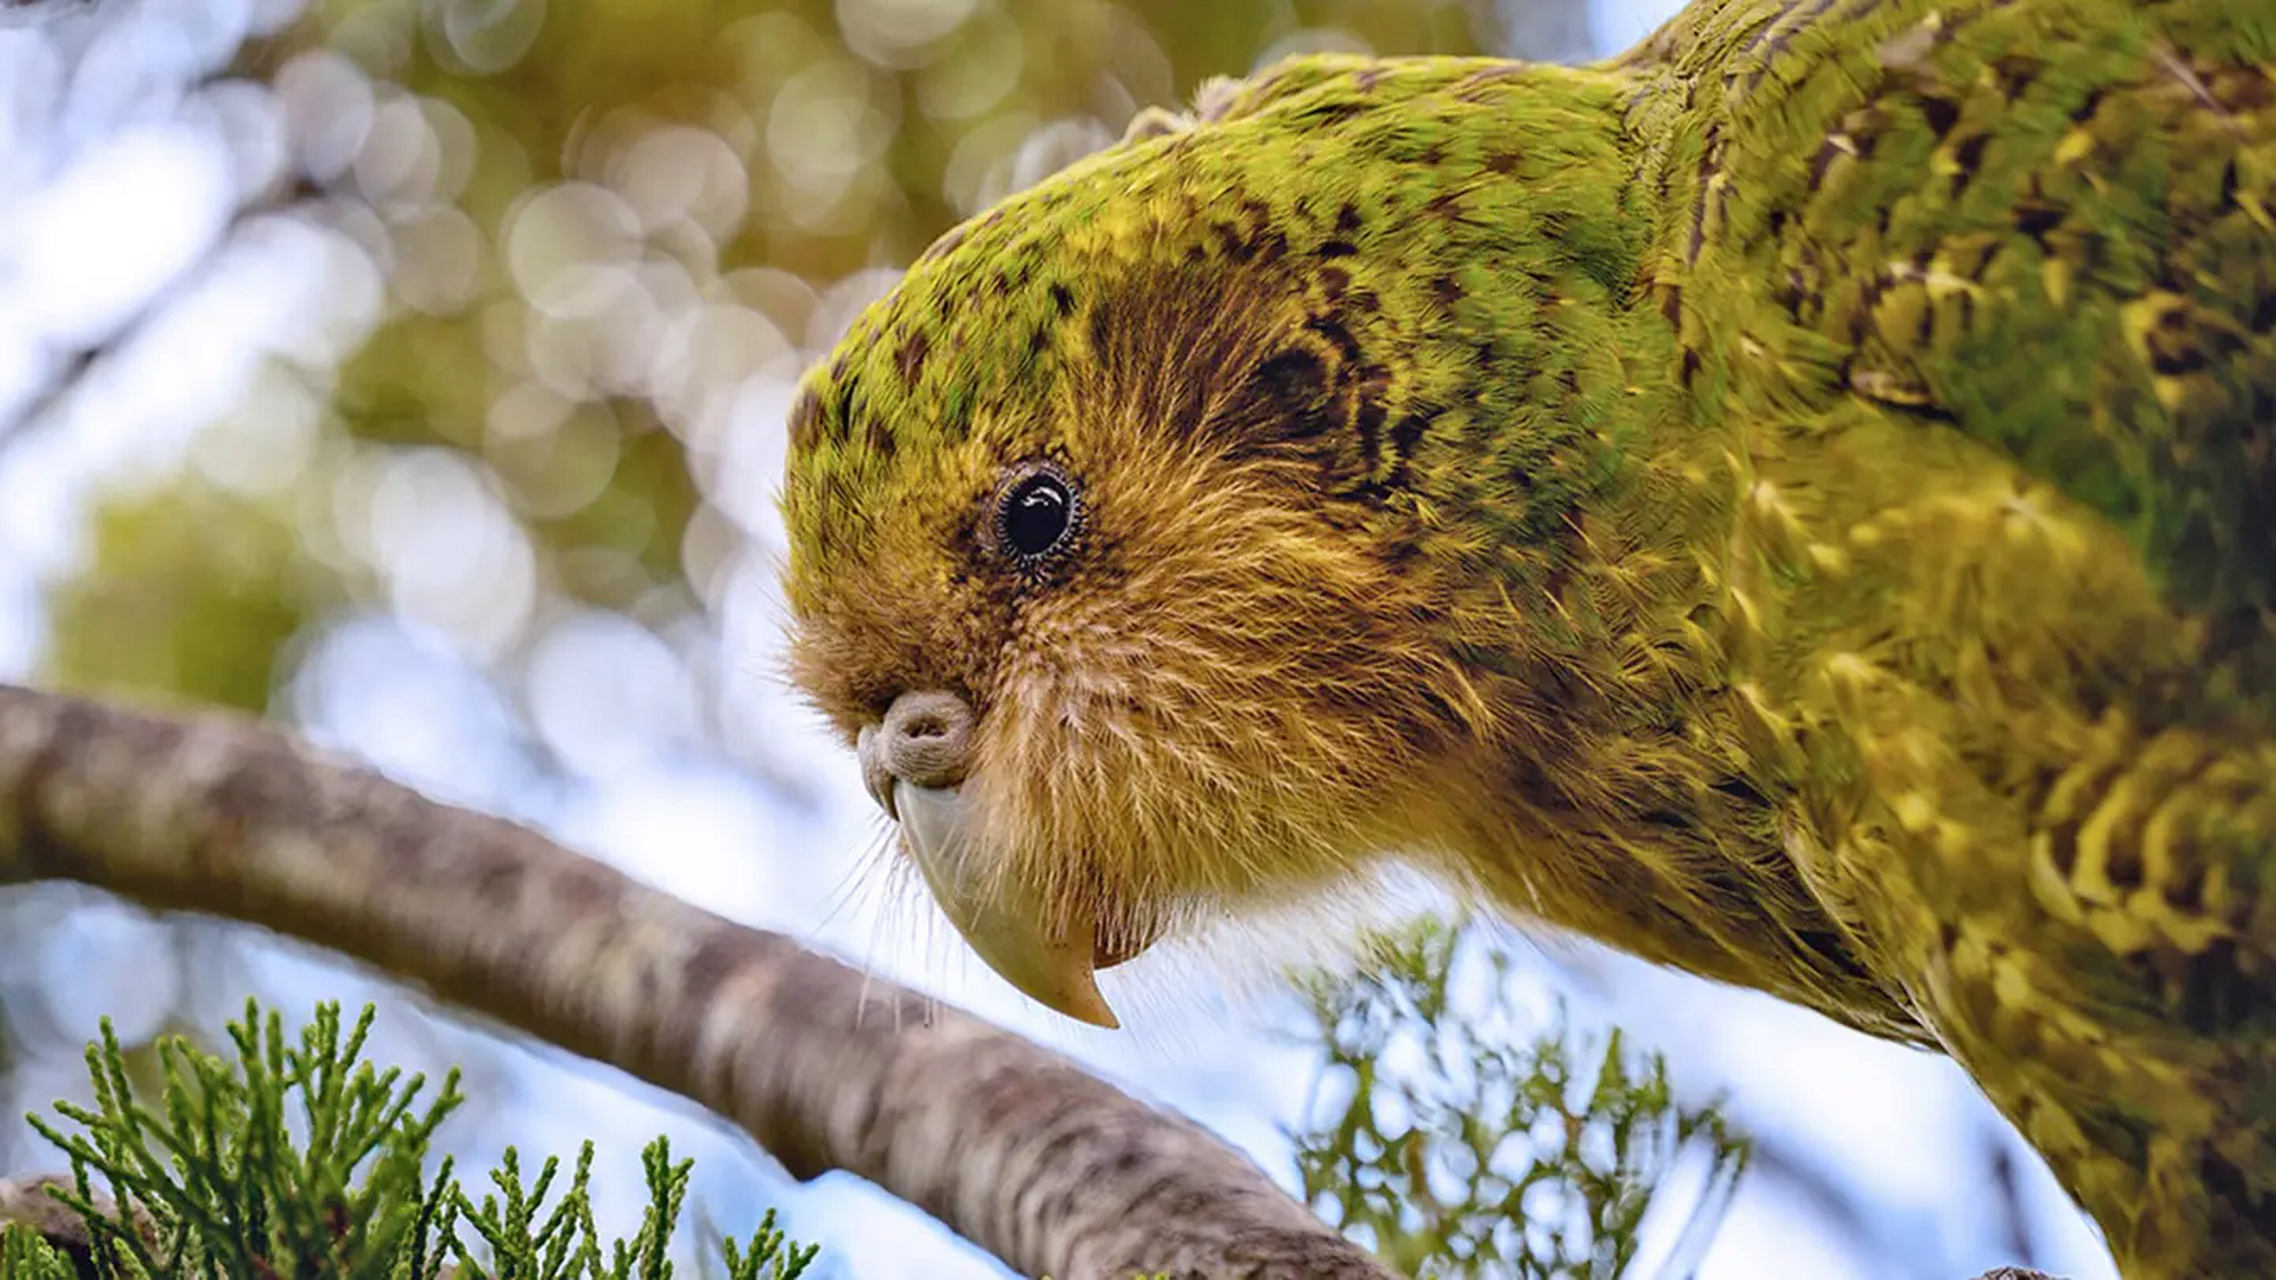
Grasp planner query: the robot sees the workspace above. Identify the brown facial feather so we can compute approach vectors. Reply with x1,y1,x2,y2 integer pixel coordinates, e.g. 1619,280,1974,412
791,249,1504,961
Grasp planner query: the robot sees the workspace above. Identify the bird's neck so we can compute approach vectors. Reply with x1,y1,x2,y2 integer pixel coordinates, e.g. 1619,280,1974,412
1378,66,1927,1040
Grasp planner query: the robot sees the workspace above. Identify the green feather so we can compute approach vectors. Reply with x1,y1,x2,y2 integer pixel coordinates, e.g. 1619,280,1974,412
781,4,2276,1275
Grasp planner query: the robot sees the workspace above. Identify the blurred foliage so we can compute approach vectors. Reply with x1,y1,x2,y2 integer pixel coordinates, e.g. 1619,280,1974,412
40,0,1598,711
2,999,819,1279
1292,922,1749,1278
46,478,346,710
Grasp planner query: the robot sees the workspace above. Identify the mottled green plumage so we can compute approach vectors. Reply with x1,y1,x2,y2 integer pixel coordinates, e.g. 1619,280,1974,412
791,56,1652,577
781,2,2276,1275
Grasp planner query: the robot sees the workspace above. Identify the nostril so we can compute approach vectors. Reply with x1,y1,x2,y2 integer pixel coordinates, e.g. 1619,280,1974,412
879,690,976,789
901,712,950,741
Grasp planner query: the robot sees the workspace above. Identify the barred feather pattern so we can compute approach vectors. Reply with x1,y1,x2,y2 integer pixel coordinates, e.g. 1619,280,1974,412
781,2,2276,1273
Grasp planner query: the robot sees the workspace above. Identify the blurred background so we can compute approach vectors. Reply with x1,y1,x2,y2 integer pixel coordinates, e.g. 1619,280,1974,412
0,0,2125,1275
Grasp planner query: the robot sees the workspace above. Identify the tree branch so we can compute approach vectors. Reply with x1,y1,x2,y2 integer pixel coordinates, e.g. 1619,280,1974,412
0,682,1394,1280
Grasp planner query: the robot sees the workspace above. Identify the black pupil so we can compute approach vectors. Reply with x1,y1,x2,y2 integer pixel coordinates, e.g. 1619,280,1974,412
1004,475,1071,557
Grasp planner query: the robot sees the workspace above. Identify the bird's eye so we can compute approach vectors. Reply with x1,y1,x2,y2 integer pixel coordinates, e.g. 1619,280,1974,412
993,462,1081,568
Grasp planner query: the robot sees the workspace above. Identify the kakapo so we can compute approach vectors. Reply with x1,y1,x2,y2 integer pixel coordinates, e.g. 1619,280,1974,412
779,1,2276,1274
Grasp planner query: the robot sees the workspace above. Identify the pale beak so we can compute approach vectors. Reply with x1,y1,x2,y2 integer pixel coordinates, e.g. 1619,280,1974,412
893,779,1121,1029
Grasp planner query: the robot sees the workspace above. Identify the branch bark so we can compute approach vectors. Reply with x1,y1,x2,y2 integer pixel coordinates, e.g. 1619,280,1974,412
0,682,1394,1280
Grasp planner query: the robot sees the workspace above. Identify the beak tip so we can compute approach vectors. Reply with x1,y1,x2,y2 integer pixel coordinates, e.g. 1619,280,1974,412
1053,976,1122,1030
982,932,1123,1030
